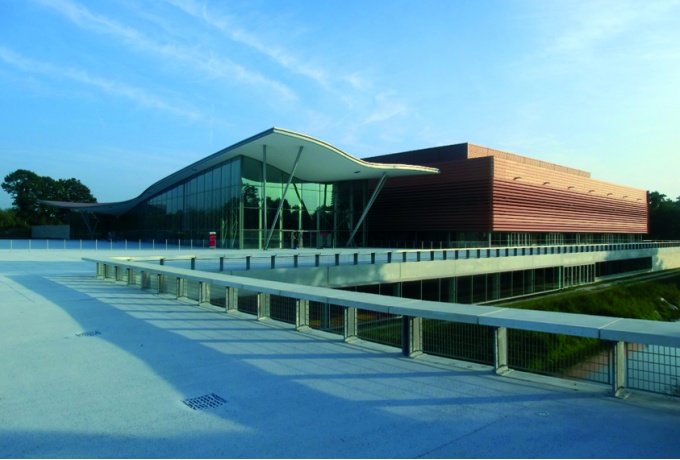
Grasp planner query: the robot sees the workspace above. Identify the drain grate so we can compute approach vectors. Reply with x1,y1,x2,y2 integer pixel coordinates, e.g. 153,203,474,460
76,330,101,337
182,393,227,410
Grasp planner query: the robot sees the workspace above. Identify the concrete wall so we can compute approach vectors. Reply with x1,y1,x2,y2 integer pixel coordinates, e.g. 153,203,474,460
31,225,70,239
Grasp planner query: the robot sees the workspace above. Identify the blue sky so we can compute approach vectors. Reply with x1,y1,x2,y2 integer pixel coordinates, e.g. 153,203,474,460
1,0,679,208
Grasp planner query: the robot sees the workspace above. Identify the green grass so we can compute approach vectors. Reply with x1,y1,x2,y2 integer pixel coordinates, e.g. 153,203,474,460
499,272,680,322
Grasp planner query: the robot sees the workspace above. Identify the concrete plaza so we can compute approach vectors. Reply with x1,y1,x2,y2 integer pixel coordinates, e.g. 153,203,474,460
1,249,679,458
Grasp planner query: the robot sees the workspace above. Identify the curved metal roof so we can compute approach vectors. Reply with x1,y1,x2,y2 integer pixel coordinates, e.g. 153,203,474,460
43,127,439,215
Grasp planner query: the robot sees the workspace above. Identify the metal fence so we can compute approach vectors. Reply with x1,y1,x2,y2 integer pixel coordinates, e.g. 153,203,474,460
89,257,680,399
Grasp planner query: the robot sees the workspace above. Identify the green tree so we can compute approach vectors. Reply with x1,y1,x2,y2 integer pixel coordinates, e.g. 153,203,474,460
1,169,97,225
648,191,680,240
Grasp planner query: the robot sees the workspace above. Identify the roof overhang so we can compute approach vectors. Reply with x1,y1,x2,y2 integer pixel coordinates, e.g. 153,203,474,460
43,127,439,215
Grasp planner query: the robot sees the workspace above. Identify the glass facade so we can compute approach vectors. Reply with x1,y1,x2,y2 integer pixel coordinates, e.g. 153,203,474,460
118,156,367,249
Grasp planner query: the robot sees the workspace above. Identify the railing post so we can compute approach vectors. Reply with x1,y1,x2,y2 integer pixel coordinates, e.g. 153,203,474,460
353,253,359,265
246,256,251,270
96,263,105,279
257,293,270,320
371,252,376,264
296,299,309,330
226,287,238,312
198,281,210,305
612,341,629,398
494,327,510,375
176,278,186,299
344,307,357,341
293,254,299,268
141,271,150,290
219,256,224,272
401,316,422,357
156,274,163,294
387,251,393,263
127,268,134,285
270,255,276,269
160,257,165,266
191,257,196,270
315,254,320,267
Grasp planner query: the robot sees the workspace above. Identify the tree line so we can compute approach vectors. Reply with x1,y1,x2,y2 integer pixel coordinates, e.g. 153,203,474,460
647,191,680,240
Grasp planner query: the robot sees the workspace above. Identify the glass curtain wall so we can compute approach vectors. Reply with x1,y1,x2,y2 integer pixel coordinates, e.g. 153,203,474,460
119,156,366,249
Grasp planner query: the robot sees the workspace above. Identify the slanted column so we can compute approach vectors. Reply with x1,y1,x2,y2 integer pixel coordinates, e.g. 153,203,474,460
296,299,309,329
401,316,423,357
612,341,628,398
257,293,270,320
494,327,510,375
344,307,357,341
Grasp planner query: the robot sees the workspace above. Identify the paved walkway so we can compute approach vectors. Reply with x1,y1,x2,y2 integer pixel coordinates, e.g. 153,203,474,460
1,250,679,458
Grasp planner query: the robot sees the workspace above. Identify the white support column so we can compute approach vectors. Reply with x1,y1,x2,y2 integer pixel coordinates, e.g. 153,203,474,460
141,271,150,290
296,299,309,330
198,281,210,305
402,316,423,357
226,287,238,312
613,341,629,398
344,307,357,341
495,327,510,375
176,278,186,299
257,293,270,320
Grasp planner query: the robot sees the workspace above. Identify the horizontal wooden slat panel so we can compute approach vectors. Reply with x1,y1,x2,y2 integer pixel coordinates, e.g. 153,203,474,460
492,179,648,233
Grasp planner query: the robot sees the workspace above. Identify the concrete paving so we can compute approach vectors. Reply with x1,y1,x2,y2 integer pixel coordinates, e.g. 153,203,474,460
1,249,679,458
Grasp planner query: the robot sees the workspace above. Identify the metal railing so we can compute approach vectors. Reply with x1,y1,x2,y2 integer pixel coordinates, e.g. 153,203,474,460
72,241,680,274
88,256,680,399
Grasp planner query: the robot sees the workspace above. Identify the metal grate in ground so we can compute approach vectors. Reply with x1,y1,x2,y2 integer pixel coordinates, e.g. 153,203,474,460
181,393,227,410
75,330,101,337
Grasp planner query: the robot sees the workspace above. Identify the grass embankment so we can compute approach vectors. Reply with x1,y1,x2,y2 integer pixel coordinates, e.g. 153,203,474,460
499,271,680,322
494,271,680,376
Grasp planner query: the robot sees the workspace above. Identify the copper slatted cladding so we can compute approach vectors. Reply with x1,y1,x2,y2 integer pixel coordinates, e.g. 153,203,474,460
491,157,648,233
368,157,493,233
492,179,648,233
367,143,648,235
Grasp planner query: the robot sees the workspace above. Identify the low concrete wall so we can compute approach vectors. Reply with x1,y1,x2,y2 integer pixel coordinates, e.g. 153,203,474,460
31,225,70,239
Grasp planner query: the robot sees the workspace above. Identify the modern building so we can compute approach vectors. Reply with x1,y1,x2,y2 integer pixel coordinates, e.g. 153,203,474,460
366,143,648,248
46,128,648,251
45,128,438,249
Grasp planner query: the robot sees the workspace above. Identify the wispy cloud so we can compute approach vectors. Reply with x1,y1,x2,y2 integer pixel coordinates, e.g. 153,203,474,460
0,46,202,120
33,0,296,100
165,0,331,88
536,0,680,64
363,92,410,125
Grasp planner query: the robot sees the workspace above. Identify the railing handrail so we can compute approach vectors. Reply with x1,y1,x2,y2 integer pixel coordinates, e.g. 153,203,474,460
84,256,680,349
